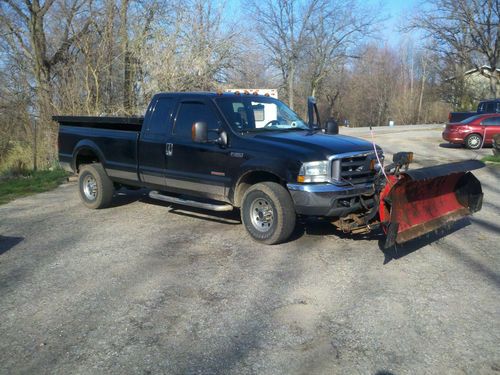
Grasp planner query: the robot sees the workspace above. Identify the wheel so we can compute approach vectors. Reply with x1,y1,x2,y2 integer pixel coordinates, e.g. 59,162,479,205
241,182,296,245
465,134,482,149
78,163,114,209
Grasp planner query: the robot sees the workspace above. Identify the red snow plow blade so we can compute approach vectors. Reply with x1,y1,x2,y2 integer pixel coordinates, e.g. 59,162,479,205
380,160,484,248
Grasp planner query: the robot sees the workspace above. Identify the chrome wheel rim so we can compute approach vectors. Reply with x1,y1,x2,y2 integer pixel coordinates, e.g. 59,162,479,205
469,136,480,148
250,198,274,232
83,175,97,201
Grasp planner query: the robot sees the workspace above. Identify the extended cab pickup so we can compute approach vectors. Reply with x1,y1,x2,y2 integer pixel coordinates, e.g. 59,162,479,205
56,92,385,244
448,98,500,123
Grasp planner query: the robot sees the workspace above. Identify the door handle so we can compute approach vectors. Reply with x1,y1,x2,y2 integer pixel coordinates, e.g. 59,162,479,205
165,143,173,156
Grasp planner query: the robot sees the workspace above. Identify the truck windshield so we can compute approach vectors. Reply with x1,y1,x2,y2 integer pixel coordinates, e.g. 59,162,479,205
215,96,309,132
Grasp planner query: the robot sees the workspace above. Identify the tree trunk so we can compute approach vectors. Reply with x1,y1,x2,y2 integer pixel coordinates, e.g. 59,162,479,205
417,56,427,124
288,64,295,110
120,0,133,113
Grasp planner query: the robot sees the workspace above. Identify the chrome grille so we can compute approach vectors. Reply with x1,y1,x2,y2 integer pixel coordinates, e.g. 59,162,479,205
331,151,378,185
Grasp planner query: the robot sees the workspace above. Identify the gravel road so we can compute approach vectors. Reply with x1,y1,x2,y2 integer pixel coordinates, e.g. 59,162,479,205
1,126,499,375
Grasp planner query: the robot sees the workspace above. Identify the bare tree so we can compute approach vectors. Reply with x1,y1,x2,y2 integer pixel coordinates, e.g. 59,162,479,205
140,0,238,95
0,0,92,163
411,0,499,98
303,0,379,98
251,0,320,109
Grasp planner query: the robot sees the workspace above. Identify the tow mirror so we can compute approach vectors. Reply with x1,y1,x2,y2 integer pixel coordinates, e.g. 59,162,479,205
192,122,208,143
218,131,228,147
325,118,339,135
307,96,321,129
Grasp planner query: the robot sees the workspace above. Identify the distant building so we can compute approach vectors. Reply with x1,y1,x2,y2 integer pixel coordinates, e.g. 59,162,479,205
462,65,500,97
445,65,499,109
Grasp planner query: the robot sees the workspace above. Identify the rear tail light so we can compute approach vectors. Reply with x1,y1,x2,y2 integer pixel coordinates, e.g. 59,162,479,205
448,112,451,121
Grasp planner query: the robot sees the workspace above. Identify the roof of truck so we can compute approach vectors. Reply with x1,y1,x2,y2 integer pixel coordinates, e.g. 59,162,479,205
155,91,277,98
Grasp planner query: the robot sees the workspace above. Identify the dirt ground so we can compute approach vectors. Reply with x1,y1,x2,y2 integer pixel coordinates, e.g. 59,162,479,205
1,125,499,375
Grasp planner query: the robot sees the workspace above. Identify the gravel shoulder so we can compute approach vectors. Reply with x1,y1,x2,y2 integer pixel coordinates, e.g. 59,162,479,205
1,127,499,375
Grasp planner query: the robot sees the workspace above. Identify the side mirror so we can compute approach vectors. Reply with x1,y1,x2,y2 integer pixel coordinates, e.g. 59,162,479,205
218,131,228,147
307,96,321,128
325,118,339,135
192,122,208,143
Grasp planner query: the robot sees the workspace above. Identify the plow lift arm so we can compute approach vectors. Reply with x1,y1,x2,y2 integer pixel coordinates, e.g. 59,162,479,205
378,153,484,248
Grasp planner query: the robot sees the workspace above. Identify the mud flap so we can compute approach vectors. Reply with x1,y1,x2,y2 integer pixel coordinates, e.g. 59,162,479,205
380,160,484,248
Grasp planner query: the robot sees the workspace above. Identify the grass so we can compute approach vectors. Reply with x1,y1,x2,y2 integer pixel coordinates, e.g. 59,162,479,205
0,169,69,205
481,154,500,164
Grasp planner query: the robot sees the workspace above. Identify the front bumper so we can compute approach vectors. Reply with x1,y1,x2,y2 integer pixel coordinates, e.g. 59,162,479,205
287,182,375,217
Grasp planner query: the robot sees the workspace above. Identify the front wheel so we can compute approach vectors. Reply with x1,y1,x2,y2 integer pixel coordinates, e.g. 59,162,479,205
465,134,482,149
241,182,296,245
78,163,114,209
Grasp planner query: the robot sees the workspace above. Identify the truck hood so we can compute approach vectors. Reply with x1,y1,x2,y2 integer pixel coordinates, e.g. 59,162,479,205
251,130,376,159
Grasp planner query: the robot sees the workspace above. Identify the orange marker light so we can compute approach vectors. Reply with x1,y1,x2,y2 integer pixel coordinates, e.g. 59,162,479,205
297,175,305,183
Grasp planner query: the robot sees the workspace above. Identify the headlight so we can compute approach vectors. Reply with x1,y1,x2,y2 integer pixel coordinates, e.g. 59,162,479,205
297,161,329,183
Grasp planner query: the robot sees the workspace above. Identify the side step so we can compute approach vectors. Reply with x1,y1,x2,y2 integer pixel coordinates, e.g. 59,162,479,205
149,191,233,212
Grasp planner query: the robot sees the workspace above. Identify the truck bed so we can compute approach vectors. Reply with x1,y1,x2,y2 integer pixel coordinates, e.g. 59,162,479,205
53,116,144,132
56,117,141,184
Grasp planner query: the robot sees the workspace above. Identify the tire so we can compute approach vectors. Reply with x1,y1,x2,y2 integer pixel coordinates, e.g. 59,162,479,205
78,163,114,209
465,134,482,149
241,182,296,245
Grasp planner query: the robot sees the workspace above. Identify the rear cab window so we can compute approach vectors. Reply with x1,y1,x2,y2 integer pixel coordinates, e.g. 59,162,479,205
145,97,175,136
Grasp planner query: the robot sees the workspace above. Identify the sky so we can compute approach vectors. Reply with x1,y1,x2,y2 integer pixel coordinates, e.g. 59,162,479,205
224,0,422,47
365,0,420,46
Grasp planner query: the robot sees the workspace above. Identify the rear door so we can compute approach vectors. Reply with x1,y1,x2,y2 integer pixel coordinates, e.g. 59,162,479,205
138,96,176,187
480,116,500,143
165,99,231,201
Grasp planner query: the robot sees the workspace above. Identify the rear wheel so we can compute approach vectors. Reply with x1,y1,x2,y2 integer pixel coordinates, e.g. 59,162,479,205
241,182,296,245
465,134,482,149
78,163,114,209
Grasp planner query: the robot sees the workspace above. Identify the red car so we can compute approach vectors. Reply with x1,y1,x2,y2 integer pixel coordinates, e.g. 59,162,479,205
443,113,500,149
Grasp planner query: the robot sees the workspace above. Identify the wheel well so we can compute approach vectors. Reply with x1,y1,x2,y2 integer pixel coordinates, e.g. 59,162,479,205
75,149,100,171
467,133,482,139
234,171,283,207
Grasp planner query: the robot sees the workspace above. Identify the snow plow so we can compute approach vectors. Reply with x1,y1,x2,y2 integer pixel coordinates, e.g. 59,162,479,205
377,153,484,248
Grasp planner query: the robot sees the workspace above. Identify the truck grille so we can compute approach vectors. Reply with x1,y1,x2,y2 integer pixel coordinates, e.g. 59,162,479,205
331,152,379,185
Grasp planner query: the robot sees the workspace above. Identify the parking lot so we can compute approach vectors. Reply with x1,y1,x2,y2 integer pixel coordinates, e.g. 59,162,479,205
1,125,499,374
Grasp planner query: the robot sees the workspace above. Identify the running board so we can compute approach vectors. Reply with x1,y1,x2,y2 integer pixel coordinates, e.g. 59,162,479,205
149,191,233,212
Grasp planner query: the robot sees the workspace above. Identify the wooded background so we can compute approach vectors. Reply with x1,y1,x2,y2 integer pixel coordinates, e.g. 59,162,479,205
0,0,498,173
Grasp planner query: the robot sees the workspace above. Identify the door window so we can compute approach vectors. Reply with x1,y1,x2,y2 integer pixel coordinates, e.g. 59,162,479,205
146,97,175,135
173,102,220,141
482,117,500,126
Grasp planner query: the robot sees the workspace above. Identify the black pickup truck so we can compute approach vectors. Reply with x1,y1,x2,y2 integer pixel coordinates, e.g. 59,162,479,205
56,92,483,246
56,92,383,244
448,98,500,123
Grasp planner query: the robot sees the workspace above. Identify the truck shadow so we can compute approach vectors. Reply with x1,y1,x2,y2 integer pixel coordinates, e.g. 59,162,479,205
380,218,470,264
109,188,150,208
292,220,384,243
295,218,472,265
141,195,241,225
0,235,24,255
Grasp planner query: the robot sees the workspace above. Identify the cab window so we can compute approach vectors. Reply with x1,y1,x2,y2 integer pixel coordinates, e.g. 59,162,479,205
146,97,175,135
173,102,220,141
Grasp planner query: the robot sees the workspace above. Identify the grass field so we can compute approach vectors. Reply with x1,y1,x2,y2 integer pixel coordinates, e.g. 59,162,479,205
0,169,69,205
482,154,500,163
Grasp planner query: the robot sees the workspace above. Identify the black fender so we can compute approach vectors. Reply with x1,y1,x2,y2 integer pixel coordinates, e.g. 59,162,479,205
72,139,107,171
229,157,301,205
